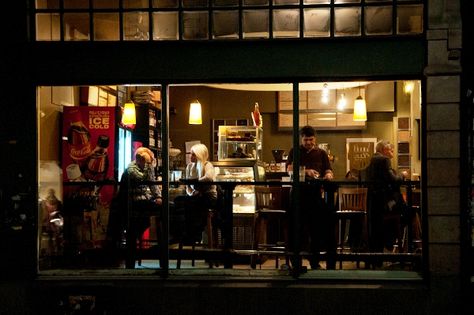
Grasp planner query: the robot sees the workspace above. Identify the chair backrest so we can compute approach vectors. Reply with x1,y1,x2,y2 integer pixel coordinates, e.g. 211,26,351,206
255,186,290,211
338,187,368,213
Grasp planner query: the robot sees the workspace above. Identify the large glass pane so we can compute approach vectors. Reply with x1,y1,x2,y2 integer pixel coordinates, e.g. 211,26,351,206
334,0,360,3
243,10,269,39
64,0,89,8
397,5,423,34
334,7,361,37
243,0,269,6
213,0,239,6
365,6,392,35
64,13,90,41
213,11,239,39
183,11,209,40
274,0,299,5
123,0,149,8
303,0,329,4
183,0,209,7
304,8,330,37
366,0,392,2
36,13,60,41
153,12,179,40
94,13,120,41
36,0,59,9
93,0,120,8
273,9,300,38
123,12,150,40
153,0,179,7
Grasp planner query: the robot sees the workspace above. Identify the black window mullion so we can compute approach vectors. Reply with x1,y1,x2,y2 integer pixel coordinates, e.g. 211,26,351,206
119,0,124,41
299,0,304,38
89,0,94,41
239,0,243,39
149,0,153,41
269,1,273,39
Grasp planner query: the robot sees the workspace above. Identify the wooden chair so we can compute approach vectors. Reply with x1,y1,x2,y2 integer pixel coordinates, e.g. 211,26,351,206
251,186,290,269
335,187,368,269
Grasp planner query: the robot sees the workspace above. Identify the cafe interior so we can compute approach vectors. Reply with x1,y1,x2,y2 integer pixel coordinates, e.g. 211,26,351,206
37,80,422,272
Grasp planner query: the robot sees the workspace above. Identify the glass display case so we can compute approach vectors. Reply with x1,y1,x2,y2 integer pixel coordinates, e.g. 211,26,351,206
213,160,265,214
213,160,265,249
218,125,263,161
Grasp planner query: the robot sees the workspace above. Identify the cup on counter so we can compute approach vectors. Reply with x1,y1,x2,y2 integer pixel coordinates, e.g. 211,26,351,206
299,166,306,182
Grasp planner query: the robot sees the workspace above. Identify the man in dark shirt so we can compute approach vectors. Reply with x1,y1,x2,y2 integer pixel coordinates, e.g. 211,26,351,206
287,126,335,270
366,140,407,263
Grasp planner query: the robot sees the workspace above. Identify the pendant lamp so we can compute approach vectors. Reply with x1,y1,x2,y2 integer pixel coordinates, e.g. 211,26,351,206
122,101,136,125
189,100,202,125
353,85,367,122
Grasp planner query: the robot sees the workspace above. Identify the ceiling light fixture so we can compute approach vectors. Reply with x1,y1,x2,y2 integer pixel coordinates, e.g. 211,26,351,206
321,83,329,104
189,100,202,125
353,85,367,122
121,101,136,125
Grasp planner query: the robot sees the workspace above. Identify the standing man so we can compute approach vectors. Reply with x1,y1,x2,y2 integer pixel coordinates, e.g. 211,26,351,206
365,140,407,267
287,125,335,270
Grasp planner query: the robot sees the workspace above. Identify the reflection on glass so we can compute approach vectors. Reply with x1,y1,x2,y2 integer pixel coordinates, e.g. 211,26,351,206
64,0,89,8
94,13,120,41
213,11,239,39
123,12,150,40
397,5,423,34
153,12,179,40
123,0,149,8
273,9,299,38
64,13,90,41
35,0,59,9
153,0,179,7
36,13,60,41
93,0,119,8
243,0,269,6
335,7,361,37
243,10,269,39
365,6,392,35
213,0,239,5
304,8,330,37
183,0,209,7
183,11,209,40
303,0,329,3
274,0,299,5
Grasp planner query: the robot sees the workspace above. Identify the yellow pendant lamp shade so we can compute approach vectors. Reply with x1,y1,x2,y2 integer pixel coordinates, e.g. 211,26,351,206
122,102,136,125
189,100,202,125
353,96,367,122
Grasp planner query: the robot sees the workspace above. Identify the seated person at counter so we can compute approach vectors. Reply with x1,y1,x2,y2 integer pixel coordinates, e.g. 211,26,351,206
287,126,335,270
366,140,408,264
115,147,162,269
175,144,217,243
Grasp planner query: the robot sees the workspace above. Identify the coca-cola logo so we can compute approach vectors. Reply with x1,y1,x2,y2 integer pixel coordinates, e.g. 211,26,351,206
70,144,92,160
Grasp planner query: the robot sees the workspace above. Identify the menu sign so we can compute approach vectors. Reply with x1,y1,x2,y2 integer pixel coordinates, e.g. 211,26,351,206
346,138,377,172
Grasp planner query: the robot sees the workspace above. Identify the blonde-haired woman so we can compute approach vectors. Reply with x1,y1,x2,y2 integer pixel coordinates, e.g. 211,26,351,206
175,143,217,242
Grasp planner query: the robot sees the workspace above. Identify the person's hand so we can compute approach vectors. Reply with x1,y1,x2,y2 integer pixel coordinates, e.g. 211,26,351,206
323,171,334,180
307,169,320,179
401,170,409,180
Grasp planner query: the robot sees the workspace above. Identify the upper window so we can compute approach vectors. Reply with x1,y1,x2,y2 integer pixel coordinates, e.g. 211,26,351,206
33,0,424,41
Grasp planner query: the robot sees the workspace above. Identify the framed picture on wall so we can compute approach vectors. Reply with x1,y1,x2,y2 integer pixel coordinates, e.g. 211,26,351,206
346,137,377,174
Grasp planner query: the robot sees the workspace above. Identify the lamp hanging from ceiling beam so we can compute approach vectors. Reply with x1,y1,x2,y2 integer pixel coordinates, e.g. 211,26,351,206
122,101,136,125
353,85,367,122
189,100,202,125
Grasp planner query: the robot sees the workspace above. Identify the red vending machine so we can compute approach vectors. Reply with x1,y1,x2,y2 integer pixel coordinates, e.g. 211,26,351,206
62,107,116,253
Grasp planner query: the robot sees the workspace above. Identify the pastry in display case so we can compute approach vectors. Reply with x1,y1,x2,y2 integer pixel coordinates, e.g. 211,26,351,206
218,125,263,161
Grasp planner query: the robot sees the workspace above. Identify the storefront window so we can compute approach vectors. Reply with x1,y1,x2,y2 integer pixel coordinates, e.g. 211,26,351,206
37,81,423,276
